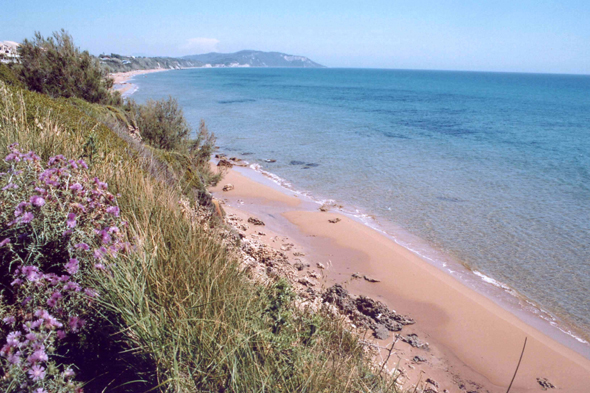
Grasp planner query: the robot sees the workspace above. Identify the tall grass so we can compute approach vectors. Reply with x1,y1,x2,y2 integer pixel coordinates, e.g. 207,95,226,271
0,81,400,392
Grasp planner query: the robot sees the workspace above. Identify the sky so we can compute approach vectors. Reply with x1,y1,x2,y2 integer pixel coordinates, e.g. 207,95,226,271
2,0,590,74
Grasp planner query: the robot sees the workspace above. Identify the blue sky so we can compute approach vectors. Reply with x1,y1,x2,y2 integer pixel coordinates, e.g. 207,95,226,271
2,0,589,74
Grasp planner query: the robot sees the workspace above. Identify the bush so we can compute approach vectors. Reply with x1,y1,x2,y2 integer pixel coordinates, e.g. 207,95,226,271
0,64,24,89
0,145,130,392
129,96,190,150
16,30,120,105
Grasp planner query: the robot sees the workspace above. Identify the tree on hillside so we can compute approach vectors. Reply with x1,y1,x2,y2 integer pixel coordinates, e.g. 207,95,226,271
16,30,120,105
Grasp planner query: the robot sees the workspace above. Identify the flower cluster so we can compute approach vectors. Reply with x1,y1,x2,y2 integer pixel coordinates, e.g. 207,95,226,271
0,144,131,391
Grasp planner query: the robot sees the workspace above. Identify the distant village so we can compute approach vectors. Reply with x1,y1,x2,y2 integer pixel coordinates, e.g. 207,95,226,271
0,41,19,63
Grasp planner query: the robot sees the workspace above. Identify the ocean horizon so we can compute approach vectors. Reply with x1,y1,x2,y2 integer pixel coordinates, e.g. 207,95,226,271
131,67,590,353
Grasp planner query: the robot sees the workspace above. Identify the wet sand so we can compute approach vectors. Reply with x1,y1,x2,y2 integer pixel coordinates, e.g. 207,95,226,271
211,166,590,392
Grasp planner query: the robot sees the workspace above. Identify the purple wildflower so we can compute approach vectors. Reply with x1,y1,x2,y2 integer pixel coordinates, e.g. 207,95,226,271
65,258,79,275
68,316,86,333
63,368,75,379
47,292,63,307
30,195,45,207
106,206,120,217
68,159,78,169
66,212,77,228
95,263,105,270
4,153,21,162
14,201,29,217
56,330,66,340
25,332,37,342
35,388,48,393
22,266,41,282
28,365,46,381
63,281,81,292
44,315,63,329
3,315,16,325
75,242,90,251
77,159,88,169
20,212,34,224
28,349,48,364
29,319,43,330
7,351,21,365
1,183,18,190
0,238,10,247
6,331,22,347
84,288,98,298
93,247,107,260
11,278,23,286
34,187,47,195
70,183,83,192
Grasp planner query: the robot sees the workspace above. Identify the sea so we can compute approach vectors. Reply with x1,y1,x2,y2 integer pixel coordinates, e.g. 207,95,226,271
130,67,590,356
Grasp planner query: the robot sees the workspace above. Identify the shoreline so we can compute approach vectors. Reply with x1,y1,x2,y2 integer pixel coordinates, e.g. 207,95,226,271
110,68,171,96
211,162,590,392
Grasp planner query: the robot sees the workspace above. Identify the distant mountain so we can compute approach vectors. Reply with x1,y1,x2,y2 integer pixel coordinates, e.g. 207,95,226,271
182,50,325,68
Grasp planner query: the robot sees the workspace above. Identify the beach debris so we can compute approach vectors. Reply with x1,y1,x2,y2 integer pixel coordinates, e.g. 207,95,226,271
352,272,362,279
328,218,341,224
316,262,326,269
536,378,555,390
293,252,305,257
264,159,276,163
248,217,265,226
412,355,427,363
222,183,234,191
319,204,330,212
217,158,233,167
400,333,429,349
257,231,266,236
426,378,439,388
363,275,381,283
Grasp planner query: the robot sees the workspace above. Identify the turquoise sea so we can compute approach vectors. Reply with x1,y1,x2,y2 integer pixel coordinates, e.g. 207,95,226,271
131,68,590,353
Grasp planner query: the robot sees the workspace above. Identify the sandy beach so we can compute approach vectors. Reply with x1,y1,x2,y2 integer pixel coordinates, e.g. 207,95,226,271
211,164,590,392
110,69,169,95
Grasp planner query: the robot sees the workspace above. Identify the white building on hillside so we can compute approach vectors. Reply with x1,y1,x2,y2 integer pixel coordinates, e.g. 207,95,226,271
0,41,20,63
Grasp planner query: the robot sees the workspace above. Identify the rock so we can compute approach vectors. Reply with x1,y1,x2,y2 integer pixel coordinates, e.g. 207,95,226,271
423,389,437,393
322,285,356,314
248,217,265,226
257,231,266,236
264,159,276,163
217,158,233,168
294,262,307,271
222,184,234,191
351,272,362,279
290,160,305,165
400,333,429,349
293,252,305,257
214,154,226,159
305,163,319,167
328,218,341,224
373,324,390,340
229,157,241,162
412,355,427,363
308,271,319,278
298,277,315,287
316,262,326,269
363,275,380,283
319,204,330,212
426,378,439,388
536,378,555,390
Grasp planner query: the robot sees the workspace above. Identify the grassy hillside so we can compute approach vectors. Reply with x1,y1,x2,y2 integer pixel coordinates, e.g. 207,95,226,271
0,42,399,392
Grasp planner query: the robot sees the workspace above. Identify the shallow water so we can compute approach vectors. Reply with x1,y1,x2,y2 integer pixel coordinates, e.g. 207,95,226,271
132,68,590,346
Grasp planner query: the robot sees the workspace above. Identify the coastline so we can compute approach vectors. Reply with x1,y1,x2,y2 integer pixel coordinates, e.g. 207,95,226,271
211,163,590,392
110,68,170,96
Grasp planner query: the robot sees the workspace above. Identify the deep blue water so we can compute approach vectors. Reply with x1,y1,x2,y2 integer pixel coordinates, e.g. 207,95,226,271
132,68,590,343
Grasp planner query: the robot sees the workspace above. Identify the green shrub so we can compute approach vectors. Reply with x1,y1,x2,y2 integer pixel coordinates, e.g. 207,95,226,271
0,64,24,89
129,96,190,150
15,30,120,105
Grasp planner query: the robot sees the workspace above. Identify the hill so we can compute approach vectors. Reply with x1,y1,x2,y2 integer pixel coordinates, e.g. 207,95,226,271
183,50,325,68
